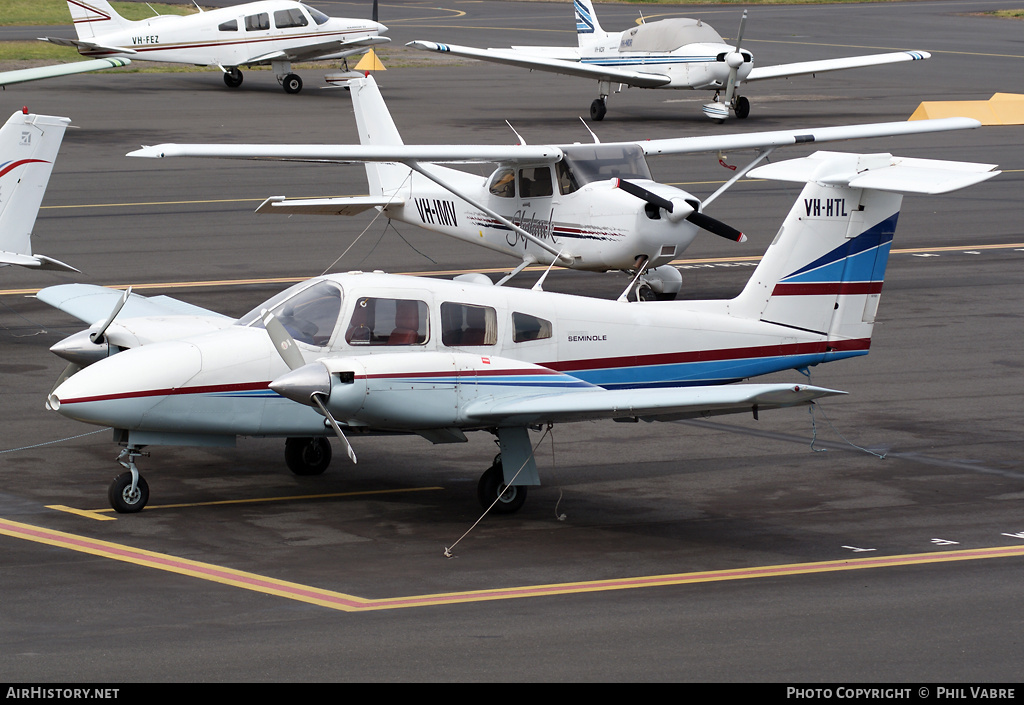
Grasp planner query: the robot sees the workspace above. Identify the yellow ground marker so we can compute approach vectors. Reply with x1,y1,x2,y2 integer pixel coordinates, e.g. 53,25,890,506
910,93,1024,125
354,49,386,72
2,517,1023,613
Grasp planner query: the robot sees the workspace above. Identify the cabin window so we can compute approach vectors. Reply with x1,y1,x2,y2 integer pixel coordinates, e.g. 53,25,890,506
302,4,331,25
441,303,497,347
518,167,553,199
512,312,552,343
275,9,308,29
245,13,270,31
487,168,516,198
556,160,579,195
345,297,429,346
218,20,238,32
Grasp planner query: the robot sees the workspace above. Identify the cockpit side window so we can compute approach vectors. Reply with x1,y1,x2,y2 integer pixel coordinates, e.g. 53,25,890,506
441,303,497,347
346,297,429,346
245,13,270,31
512,312,552,343
556,160,579,195
218,19,238,31
488,167,516,198
518,166,553,199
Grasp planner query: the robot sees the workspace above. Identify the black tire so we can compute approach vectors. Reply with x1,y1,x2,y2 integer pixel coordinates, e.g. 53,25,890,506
285,437,332,476
477,461,527,514
223,68,243,88
636,285,657,302
108,471,149,514
734,96,750,119
590,98,607,121
282,73,303,94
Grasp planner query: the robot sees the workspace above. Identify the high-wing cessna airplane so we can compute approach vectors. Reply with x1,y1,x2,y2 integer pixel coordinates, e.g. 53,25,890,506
41,0,388,94
128,75,981,300
39,147,997,514
0,109,78,273
410,0,930,122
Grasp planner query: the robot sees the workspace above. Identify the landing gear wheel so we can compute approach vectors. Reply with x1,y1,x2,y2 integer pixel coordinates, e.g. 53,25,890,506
734,96,750,119
282,73,303,94
477,461,527,514
223,68,243,88
285,437,332,476
636,284,657,302
590,98,607,121
108,471,149,514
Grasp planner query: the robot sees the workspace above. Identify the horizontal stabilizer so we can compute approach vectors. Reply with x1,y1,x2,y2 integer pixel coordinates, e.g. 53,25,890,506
464,383,844,425
746,51,930,82
37,284,230,325
41,37,137,55
749,151,1000,194
256,195,404,216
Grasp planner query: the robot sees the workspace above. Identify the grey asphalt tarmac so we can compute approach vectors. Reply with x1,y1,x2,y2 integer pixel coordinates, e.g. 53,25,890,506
0,1,1022,683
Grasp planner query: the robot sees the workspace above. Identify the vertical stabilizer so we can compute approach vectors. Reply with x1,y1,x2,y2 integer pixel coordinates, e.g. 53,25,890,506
574,0,612,53
0,111,77,271
732,151,998,350
65,0,133,41
349,76,411,197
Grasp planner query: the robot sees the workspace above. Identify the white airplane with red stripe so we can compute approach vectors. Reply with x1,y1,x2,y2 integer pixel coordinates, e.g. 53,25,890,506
39,147,997,515
42,0,387,94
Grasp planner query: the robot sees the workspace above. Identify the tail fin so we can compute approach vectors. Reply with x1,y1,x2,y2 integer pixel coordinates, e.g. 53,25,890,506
349,76,411,197
0,110,77,272
574,0,611,52
733,151,998,349
65,1,132,41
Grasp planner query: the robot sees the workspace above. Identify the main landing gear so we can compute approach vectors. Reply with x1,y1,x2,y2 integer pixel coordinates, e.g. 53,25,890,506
284,436,331,476
590,97,607,121
223,67,243,88
477,455,527,514
222,64,304,94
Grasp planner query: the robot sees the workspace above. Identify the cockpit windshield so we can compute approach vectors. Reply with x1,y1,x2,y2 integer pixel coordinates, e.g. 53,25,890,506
237,279,344,348
560,144,653,187
301,4,331,25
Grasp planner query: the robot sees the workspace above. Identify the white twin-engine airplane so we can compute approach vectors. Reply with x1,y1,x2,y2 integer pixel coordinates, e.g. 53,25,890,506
0,109,79,273
42,0,387,94
410,0,930,122
40,148,997,514
130,76,982,300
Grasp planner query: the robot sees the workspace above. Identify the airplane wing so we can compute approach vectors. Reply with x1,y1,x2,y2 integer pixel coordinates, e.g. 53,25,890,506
463,382,845,425
256,195,405,216
37,284,232,325
128,143,563,165
407,41,672,88
745,50,930,82
0,58,131,86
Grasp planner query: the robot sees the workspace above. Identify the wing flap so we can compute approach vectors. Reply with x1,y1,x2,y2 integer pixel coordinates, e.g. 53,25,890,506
256,195,404,216
746,50,930,82
464,383,844,425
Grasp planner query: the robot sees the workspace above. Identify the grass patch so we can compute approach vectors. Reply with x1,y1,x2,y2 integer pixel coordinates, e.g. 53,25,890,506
0,0,200,26
984,10,1024,19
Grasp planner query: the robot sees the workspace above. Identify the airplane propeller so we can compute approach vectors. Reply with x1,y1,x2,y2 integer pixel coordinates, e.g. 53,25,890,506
614,179,746,243
722,10,749,114
261,309,358,464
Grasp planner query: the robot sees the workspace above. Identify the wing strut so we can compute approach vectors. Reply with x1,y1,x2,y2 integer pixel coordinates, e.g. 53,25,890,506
701,146,776,209
404,162,575,266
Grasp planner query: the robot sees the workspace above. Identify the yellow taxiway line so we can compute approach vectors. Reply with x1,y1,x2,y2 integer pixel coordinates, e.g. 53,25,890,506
2,516,1022,612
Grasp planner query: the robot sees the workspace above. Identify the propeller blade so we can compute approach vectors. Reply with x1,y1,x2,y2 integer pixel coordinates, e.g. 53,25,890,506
89,286,131,345
372,0,378,23
687,211,747,243
261,308,305,371
614,178,674,213
312,394,357,464
723,10,748,106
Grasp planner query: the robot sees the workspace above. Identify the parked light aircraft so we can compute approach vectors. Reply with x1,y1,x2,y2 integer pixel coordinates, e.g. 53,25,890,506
410,0,930,122
0,109,78,273
0,58,130,87
128,75,982,300
42,0,387,94
39,148,997,513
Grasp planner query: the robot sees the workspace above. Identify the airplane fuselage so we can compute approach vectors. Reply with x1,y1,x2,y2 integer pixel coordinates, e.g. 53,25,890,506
582,39,753,91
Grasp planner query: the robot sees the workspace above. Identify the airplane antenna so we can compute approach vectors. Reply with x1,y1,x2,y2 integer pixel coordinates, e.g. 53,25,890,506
191,1,204,12
506,121,527,146
531,249,565,291
145,2,160,16
638,10,646,24
579,117,601,144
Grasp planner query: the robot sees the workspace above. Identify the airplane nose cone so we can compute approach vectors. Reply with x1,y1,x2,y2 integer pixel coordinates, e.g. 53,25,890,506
376,22,388,33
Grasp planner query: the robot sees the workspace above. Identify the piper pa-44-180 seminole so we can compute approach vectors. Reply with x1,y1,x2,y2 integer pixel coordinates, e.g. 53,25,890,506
42,0,387,94
130,75,984,301
39,142,997,514
410,0,930,122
